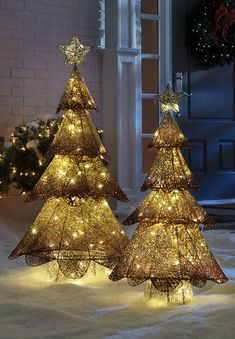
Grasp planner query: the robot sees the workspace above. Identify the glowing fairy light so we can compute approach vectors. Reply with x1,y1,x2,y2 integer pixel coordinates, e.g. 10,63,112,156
109,85,227,305
59,170,66,176
7,36,129,284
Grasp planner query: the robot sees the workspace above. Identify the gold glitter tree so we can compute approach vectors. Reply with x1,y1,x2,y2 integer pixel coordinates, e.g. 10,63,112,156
9,36,129,279
110,85,227,304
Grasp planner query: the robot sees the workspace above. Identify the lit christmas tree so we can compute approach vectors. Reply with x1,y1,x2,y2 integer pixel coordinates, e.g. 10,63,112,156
110,85,227,304
9,36,129,280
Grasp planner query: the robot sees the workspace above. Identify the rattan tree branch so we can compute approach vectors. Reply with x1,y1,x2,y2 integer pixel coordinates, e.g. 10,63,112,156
109,85,227,304
9,36,129,280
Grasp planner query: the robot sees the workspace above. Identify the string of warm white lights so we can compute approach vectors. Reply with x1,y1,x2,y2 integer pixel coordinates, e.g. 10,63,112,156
109,85,227,305
46,109,109,160
9,36,129,280
28,154,128,203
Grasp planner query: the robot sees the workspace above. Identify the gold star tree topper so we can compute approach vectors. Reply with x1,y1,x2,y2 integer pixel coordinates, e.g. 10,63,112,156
59,36,91,66
156,84,185,113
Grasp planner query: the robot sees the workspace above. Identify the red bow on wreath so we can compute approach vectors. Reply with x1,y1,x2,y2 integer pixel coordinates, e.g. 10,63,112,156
213,4,235,43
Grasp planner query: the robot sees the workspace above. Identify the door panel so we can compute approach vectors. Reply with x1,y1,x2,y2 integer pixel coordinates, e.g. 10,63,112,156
173,0,235,200
189,65,233,120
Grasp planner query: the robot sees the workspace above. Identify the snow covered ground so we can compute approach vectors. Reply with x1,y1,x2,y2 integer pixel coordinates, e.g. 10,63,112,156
0,205,235,339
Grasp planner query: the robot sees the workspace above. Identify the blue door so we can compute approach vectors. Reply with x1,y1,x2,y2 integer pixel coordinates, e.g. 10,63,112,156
172,0,235,201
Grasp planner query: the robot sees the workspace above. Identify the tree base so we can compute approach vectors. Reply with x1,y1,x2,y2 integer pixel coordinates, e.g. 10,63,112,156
47,261,65,282
144,280,194,305
47,260,106,282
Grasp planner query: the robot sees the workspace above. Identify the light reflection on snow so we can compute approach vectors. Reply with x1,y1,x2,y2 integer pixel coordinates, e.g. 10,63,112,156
1,228,235,338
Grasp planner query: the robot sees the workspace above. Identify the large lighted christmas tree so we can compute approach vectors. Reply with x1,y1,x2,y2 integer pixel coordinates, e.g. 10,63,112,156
9,36,129,279
110,85,227,304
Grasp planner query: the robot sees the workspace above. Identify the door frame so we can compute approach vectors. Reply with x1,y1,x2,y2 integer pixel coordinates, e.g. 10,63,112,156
140,0,172,186
102,0,172,207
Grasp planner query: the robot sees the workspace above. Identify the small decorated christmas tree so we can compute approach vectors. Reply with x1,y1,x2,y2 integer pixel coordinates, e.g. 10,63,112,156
9,36,129,280
110,85,227,304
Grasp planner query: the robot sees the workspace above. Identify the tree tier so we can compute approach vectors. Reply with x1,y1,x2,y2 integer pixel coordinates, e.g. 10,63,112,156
28,155,128,202
141,148,198,192
46,109,109,160
56,65,98,113
9,197,129,279
109,222,227,292
123,189,214,227
148,112,190,149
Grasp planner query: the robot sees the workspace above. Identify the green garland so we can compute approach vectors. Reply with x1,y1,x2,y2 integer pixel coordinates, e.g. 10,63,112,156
0,139,12,193
0,118,61,195
190,0,235,66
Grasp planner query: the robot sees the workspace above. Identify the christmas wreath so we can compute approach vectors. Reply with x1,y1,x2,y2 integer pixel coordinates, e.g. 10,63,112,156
190,0,235,66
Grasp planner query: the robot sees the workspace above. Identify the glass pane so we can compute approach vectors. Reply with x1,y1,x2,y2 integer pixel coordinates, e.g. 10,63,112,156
141,0,158,14
141,59,159,94
142,99,158,133
142,138,157,173
141,19,158,54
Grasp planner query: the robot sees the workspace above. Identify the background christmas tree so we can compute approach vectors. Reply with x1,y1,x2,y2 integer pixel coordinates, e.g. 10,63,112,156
9,36,129,280
110,85,227,304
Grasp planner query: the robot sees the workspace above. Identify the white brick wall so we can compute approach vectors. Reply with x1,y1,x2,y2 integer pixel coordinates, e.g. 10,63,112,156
0,0,102,138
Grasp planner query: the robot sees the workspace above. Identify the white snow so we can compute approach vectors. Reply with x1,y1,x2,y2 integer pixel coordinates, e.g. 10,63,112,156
0,203,235,339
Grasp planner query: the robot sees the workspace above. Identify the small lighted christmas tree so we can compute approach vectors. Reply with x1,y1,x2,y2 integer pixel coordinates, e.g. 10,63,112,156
110,85,227,304
9,36,129,280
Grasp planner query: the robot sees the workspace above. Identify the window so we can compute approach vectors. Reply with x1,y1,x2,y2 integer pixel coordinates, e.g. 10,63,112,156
141,0,160,172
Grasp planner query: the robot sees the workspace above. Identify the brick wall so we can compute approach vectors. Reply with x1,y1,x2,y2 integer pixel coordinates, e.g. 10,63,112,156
0,0,102,138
